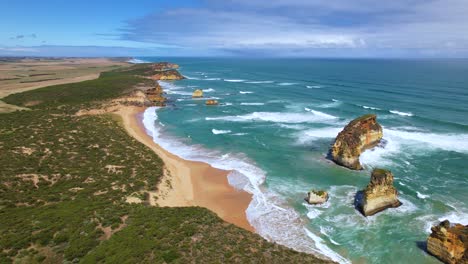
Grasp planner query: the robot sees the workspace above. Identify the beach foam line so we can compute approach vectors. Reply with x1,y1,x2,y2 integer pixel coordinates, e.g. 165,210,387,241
143,107,347,262
206,111,337,124
304,228,351,263
389,110,413,116
212,129,231,135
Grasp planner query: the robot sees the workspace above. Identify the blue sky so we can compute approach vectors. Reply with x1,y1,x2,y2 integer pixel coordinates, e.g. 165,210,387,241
1,0,467,57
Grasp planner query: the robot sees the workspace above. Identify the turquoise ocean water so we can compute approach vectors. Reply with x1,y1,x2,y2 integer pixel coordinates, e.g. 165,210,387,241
139,58,468,263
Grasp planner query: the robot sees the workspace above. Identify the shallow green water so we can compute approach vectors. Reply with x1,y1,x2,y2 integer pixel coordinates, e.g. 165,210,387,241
140,58,468,263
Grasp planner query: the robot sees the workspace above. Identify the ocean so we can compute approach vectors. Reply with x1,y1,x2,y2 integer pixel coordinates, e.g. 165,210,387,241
139,58,468,263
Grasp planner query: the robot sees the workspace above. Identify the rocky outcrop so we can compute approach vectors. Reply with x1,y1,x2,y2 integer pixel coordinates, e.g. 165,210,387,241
357,168,401,216
330,114,383,170
206,100,219,106
145,83,167,107
305,190,329,205
113,90,153,107
192,89,204,98
150,69,185,80
151,62,180,71
427,220,468,264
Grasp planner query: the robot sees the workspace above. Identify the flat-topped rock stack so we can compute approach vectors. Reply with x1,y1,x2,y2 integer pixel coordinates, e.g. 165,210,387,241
330,114,383,170
305,190,329,205
357,168,401,216
192,89,204,98
427,220,467,264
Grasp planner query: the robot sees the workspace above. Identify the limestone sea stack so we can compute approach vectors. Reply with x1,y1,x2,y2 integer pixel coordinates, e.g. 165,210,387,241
357,168,401,216
150,69,185,80
427,220,467,264
206,99,219,106
192,89,204,98
305,190,329,205
330,114,383,170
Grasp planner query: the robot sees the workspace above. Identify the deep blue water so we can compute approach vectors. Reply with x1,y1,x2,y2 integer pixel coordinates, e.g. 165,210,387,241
139,58,468,263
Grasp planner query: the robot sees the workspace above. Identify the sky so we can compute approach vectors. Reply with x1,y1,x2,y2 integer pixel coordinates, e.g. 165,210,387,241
1,0,468,58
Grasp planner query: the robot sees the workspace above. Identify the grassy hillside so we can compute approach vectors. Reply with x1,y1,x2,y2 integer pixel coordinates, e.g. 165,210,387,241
0,64,331,263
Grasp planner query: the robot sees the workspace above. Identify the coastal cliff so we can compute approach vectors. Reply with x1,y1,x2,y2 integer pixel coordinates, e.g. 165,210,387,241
150,69,185,80
151,62,180,71
145,82,167,106
427,220,467,264
357,168,401,216
330,114,383,170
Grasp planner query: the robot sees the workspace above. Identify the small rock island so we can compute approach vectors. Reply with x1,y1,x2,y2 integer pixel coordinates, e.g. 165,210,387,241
427,220,467,264
330,114,383,170
356,168,401,216
192,89,204,98
305,190,329,205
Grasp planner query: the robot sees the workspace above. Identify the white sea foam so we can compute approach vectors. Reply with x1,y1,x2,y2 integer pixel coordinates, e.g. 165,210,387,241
316,99,342,108
360,127,468,167
127,58,148,64
204,78,221,81
231,133,248,136
304,229,351,263
421,211,468,233
278,82,298,86
306,85,322,89
304,108,337,119
223,102,233,106
319,227,341,245
143,107,347,262
416,192,429,199
245,80,274,84
240,102,265,106
185,75,201,80
239,91,254,94
224,79,245,82
212,129,231,135
203,88,215,92
296,127,343,144
206,111,337,124
390,110,413,116
361,105,381,110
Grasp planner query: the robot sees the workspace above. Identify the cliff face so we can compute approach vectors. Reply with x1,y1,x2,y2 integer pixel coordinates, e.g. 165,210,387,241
358,169,401,216
330,114,383,170
150,69,185,80
151,62,180,71
146,82,167,106
427,220,468,264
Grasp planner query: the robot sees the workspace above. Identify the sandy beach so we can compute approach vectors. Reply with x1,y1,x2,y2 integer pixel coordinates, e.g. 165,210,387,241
115,106,254,232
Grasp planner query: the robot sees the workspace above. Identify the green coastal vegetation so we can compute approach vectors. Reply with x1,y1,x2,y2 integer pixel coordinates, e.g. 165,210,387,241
0,63,331,263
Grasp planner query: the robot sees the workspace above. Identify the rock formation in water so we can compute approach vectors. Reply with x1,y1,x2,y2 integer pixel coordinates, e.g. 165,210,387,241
357,168,401,216
150,69,185,80
330,114,383,170
305,190,329,205
206,99,219,106
145,82,167,107
192,89,204,98
427,220,467,264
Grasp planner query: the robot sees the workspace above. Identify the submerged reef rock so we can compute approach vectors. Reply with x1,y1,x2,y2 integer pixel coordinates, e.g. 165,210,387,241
305,190,329,205
427,220,468,264
205,100,219,106
151,62,180,71
145,83,167,107
150,69,185,80
357,168,401,216
330,114,383,170
192,89,204,98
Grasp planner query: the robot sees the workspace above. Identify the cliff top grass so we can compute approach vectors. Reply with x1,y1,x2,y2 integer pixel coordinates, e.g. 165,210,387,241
0,63,331,263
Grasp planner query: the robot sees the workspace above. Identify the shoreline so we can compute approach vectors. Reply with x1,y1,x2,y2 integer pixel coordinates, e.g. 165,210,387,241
115,105,254,232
